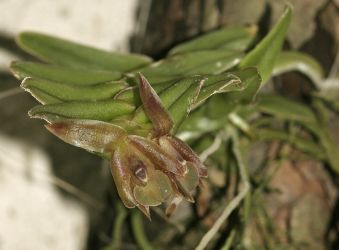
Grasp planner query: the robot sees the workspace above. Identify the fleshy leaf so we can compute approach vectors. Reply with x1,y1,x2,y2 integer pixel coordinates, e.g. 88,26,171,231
22,77,127,103
139,51,242,81
272,51,324,87
169,26,257,55
25,87,62,104
178,68,261,137
17,32,152,72
168,68,261,131
11,61,122,84
29,100,135,122
132,76,201,125
221,67,262,106
239,5,292,83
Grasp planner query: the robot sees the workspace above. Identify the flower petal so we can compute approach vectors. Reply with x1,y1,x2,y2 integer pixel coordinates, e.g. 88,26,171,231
163,136,208,177
177,162,199,193
133,170,172,206
138,73,173,137
165,196,183,217
136,205,151,220
111,147,137,208
128,135,186,176
45,119,127,155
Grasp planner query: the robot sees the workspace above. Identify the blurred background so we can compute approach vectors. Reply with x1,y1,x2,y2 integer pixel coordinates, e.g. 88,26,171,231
0,0,338,249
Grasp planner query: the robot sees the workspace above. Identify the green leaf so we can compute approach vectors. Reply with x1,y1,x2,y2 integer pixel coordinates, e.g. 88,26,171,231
316,95,339,113
139,51,242,81
169,76,243,131
169,26,257,55
11,62,122,84
17,32,152,72
256,94,317,124
317,129,339,174
178,68,261,137
193,73,243,107
21,78,127,103
273,51,324,86
132,72,244,131
239,5,292,83
25,88,62,104
113,81,174,104
29,100,135,122
132,77,204,124
221,67,262,105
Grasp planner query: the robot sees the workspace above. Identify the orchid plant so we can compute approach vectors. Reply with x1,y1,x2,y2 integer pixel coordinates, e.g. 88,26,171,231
45,73,208,219
10,4,339,249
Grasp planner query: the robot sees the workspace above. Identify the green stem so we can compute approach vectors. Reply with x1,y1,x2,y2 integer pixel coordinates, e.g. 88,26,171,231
131,211,153,250
195,127,250,250
221,229,237,250
103,203,127,250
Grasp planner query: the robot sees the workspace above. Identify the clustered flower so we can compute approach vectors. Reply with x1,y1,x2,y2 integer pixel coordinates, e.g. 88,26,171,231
46,74,207,218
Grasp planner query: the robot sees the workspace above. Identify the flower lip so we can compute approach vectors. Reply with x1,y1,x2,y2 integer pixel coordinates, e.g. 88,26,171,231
134,165,148,185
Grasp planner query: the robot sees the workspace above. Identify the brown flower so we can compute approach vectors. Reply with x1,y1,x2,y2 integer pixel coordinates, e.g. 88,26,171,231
45,73,207,218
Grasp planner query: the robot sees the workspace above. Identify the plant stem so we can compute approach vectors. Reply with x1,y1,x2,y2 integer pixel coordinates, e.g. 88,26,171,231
221,229,237,250
131,211,153,250
104,203,127,250
195,129,250,250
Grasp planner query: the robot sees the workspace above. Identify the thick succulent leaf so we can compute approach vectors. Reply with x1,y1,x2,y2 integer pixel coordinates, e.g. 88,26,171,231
29,100,135,122
169,26,257,55
193,74,242,107
22,77,127,103
129,72,246,131
10,62,122,84
239,5,292,83
219,67,262,105
17,32,152,72
25,88,62,104
273,51,324,86
256,94,317,124
113,81,174,104
132,76,202,124
169,72,250,131
178,68,261,136
139,51,242,82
